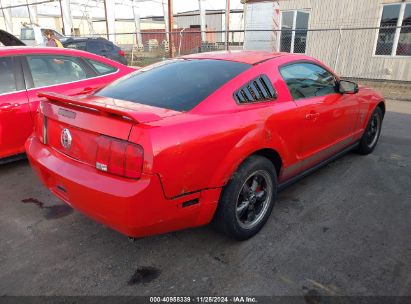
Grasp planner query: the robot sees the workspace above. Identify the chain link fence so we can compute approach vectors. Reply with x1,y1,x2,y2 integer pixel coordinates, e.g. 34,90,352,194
119,26,410,76
123,30,227,67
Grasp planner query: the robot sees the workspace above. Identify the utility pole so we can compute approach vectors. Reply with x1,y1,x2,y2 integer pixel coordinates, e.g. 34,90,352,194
225,0,230,50
168,0,173,58
27,0,38,24
59,0,73,36
198,0,206,43
59,0,65,35
103,0,110,40
103,0,116,42
132,0,142,47
1,0,13,33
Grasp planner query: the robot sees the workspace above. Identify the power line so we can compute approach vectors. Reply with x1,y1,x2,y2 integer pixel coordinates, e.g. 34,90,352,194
0,0,55,10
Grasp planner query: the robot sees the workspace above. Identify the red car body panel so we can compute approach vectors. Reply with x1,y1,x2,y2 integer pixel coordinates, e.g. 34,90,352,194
0,47,134,161
26,51,385,237
26,137,220,236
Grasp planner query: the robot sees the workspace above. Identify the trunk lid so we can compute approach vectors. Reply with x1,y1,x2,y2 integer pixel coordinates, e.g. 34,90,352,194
38,92,180,166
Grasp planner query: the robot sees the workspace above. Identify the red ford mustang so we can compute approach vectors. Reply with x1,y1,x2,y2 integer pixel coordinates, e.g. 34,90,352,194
0,47,135,163
26,51,385,240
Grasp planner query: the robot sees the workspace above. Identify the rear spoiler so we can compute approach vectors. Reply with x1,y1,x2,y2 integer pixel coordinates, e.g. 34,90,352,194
38,92,162,123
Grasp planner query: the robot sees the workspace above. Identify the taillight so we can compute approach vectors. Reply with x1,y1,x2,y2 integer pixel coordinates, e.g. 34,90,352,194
96,135,143,179
118,50,125,57
36,112,47,144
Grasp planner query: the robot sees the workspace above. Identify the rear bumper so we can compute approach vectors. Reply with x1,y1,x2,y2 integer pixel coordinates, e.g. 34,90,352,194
25,136,221,237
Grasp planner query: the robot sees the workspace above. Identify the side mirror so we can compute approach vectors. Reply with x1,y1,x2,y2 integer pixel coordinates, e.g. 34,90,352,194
339,80,359,94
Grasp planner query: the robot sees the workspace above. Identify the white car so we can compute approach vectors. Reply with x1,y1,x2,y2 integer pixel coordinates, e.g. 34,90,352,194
20,25,68,46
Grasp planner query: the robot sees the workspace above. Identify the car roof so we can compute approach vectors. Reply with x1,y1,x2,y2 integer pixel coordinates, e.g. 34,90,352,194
64,37,110,43
0,46,95,56
181,50,288,65
0,46,129,67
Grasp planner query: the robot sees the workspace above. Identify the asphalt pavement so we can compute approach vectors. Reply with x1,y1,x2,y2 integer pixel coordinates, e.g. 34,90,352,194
0,100,410,297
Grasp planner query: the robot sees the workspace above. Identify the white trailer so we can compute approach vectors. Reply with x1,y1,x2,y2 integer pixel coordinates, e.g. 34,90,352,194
243,1,280,51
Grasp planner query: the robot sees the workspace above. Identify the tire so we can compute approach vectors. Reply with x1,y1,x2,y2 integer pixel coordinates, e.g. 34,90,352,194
357,107,383,155
213,155,278,240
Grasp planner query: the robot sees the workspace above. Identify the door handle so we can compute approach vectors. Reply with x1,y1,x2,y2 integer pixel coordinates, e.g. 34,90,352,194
305,112,320,120
0,103,19,112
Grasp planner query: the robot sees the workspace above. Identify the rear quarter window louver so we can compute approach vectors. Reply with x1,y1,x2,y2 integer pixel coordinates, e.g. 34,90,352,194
234,75,277,104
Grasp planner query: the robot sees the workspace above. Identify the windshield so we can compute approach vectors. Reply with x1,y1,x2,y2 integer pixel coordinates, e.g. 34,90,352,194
96,59,251,111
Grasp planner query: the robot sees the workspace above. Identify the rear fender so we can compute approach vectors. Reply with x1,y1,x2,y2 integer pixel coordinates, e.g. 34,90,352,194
142,112,290,198
207,124,289,189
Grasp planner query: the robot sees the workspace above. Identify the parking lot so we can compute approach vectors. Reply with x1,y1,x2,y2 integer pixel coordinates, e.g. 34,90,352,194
0,100,410,297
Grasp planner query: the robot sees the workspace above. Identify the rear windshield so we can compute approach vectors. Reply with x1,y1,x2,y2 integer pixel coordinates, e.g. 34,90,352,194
21,28,35,40
96,59,251,111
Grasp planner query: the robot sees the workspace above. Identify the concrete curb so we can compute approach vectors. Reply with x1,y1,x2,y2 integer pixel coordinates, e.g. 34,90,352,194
384,97,411,102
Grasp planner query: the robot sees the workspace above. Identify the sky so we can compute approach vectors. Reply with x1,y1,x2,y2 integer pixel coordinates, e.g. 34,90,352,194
137,0,243,17
0,0,244,20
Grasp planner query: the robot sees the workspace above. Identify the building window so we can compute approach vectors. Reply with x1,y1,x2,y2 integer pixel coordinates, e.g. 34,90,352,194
375,3,411,56
280,10,310,54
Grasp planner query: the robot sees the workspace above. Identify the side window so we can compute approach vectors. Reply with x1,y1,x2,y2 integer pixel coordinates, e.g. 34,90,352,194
0,57,17,94
279,62,337,100
65,42,87,51
86,59,117,75
51,30,65,39
27,55,88,87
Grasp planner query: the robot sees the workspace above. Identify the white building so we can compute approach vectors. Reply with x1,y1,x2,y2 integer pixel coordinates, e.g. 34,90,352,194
243,0,411,81
173,9,244,43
